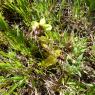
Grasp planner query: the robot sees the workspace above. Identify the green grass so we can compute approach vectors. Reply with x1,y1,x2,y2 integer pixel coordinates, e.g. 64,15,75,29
0,0,95,95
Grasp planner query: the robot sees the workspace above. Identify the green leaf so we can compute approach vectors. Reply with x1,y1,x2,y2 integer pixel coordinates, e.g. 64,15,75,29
10,76,24,81
4,79,25,95
39,55,57,67
0,13,8,31
0,63,13,69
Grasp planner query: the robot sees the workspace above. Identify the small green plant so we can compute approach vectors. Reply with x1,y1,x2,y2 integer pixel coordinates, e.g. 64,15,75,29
0,0,95,95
